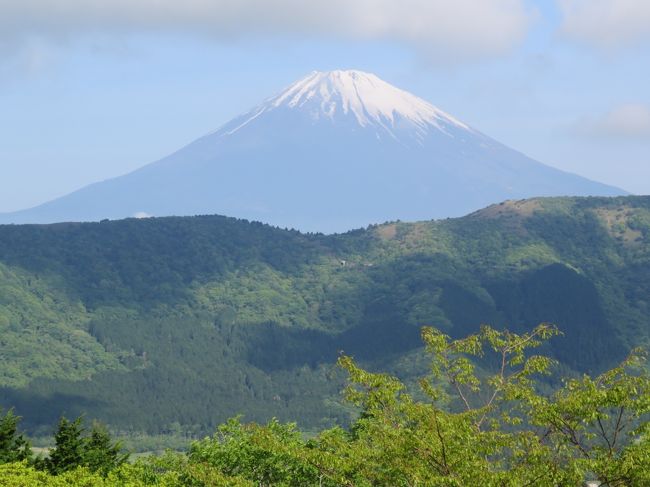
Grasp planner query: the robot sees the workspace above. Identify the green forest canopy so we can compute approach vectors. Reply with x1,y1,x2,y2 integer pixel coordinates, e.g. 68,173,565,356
2,324,650,486
0,195,649,435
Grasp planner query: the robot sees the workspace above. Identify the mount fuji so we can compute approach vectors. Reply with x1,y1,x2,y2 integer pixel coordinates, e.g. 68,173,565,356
1,70,624,232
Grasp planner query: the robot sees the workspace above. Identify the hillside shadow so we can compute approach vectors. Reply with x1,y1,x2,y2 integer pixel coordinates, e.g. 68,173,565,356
487,263,628,373
0,387,106,434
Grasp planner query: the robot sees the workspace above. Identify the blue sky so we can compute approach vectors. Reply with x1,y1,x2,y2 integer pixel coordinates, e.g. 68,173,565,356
1,0,649,212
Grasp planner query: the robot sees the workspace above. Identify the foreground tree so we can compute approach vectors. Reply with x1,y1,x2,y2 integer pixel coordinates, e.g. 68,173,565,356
1,324,648,486
0,409,32,464
45,416,128,477
83,422,129,476
323,323,650,486
45,417,85,475
187,323,650,486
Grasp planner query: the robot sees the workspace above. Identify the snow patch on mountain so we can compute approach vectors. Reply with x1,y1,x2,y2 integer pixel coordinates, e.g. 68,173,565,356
224,70,471,141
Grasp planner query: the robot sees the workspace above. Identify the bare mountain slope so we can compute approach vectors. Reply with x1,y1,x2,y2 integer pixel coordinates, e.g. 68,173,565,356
1,70,624,232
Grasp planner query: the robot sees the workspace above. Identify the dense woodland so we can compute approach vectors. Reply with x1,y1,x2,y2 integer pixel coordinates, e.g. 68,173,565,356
1,324,650,486
1,196,650,438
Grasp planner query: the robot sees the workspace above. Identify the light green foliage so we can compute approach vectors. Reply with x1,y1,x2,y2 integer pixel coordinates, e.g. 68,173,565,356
0,462,106,487
188,418,321,486
1,324,650,485
184,325,650,486
323,325,563,486
0,459,255,486
0,263,125,388
195,266,327,329
340,324,650,486
520,349,650,486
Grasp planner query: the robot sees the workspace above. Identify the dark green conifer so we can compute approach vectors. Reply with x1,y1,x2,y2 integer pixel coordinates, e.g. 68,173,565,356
46,416,85,474
0,408,32,464
83,422,128,476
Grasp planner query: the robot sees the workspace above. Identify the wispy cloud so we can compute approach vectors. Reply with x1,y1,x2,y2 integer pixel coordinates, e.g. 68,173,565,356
558,0,650,47
578,103,650,140
0,0,533,61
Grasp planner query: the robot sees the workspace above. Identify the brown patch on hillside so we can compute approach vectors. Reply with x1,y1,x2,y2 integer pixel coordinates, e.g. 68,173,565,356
594,207,643,245
473,199,542,220
393,222,432,249
469,199,543,236
404,222,427,243
376,223,397,240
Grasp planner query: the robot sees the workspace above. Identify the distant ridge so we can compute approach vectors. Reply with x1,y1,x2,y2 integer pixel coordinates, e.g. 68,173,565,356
0,195,646,433
0,70,625,232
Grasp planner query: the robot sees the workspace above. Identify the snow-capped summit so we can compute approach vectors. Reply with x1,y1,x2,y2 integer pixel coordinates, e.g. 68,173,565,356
0,69,625,232
274,70,468,132
222,70,469,142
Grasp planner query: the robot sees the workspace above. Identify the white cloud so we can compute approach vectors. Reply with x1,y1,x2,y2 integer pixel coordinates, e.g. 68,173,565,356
559,0,650,47
0,0,533,60
580,103,650,139
133,211,152,219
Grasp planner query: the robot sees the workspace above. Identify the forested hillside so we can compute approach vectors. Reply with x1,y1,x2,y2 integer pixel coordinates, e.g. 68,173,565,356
1,196,649,435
